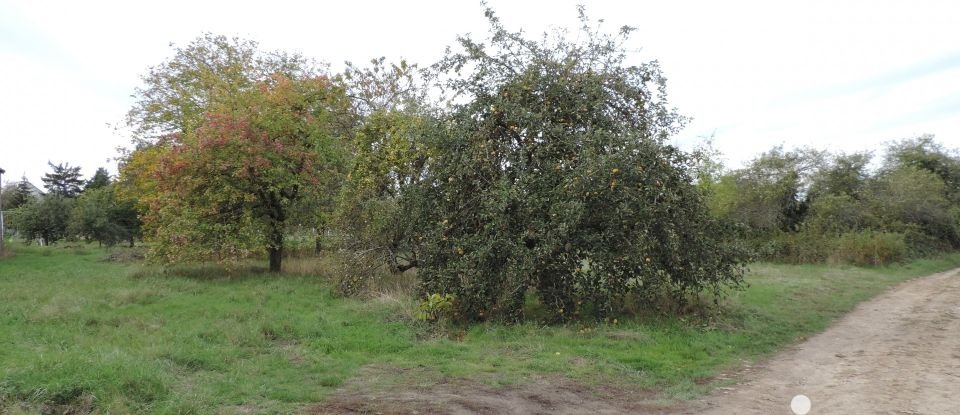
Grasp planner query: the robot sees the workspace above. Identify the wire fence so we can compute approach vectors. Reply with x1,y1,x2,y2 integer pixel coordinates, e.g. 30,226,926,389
1,210,14,239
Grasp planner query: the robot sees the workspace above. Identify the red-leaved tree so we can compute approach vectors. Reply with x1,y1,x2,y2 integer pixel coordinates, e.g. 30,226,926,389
146,75,351,271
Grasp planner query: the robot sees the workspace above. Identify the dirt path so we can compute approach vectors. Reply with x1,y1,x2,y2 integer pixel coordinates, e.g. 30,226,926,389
309,269,960,414
687,268,960,415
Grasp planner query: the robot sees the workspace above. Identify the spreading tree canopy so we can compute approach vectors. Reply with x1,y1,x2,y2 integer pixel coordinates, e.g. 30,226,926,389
412,8,751,321
123,35,352,272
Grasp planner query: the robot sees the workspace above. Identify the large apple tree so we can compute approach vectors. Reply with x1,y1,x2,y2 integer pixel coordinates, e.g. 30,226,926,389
412,9,752,321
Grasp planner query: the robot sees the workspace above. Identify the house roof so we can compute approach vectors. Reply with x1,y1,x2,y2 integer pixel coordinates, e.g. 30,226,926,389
2,180,44,198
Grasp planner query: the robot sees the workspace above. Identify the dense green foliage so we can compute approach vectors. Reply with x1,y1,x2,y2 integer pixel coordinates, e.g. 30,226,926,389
705,135,960,265
708,147,824,233
117,12,750,310
334,58,437,289
10,196,72,244
68,185,140,247
409,10,750,321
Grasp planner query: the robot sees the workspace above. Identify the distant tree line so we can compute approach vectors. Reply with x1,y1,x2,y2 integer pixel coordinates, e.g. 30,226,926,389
700,135,960,265
2,163,140,247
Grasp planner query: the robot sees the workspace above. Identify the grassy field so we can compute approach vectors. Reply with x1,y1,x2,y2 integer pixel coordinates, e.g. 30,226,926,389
1,243,959,414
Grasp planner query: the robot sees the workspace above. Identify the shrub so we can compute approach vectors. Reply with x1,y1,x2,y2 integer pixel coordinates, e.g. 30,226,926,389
864,167,959,249
416,293,456,322
804,193,866,234
829,231,908,266
766,231,833,264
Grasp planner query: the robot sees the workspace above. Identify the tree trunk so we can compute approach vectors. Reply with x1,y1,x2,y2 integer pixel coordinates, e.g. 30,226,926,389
268,246,282,272
268,222,284,272
313,225,327,255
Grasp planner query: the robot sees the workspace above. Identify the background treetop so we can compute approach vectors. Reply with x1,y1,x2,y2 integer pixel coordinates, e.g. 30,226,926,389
126,33,324,147
41,162,84,198
433,6,686,141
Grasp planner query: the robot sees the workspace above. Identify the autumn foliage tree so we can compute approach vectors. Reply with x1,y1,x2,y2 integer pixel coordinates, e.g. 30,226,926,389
126,34,315,145
144,75,349,271
124,35,352,272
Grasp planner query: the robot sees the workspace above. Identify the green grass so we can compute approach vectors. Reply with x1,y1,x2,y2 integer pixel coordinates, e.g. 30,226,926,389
1,243,959,413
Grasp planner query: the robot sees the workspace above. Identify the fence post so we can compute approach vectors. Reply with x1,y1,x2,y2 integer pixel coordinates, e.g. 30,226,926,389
0,167,6,256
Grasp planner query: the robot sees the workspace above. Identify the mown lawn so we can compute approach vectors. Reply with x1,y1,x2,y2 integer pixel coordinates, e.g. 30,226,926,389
1,243,958,413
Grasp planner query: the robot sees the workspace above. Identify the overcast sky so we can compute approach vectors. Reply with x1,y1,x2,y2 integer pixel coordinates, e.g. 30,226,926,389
1,0,958,186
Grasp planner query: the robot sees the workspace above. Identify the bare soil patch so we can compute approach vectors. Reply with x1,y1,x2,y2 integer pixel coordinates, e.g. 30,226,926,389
306,367,673,415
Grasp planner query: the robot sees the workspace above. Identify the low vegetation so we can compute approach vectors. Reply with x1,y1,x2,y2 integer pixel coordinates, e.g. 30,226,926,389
1,244,958,413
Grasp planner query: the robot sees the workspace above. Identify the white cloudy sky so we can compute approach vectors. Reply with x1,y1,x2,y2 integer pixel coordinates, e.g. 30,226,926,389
1,0,958,186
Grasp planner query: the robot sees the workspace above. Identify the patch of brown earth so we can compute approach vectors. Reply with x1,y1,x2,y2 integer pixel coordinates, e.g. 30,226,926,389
306,368,673,415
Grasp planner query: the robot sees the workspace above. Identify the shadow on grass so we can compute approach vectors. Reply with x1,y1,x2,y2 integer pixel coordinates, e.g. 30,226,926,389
128,255,345,283
129,262,274,281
